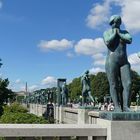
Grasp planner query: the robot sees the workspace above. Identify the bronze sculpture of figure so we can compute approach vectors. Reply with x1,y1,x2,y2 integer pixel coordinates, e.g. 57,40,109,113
81,70,94,106
103,15,132,112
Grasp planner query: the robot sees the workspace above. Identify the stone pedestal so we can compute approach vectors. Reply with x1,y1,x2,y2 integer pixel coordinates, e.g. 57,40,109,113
97,118,140,140
78,109,93,124
55,106,64,123
37,104,44,116
97,112,140,140
55,106,59,123
99,112,140,121
59,106,64,123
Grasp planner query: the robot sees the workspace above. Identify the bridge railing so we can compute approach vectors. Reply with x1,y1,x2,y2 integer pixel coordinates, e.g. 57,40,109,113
0,124,107,140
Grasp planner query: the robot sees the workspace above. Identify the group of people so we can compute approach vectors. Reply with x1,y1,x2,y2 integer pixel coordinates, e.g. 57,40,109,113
98,102,114,111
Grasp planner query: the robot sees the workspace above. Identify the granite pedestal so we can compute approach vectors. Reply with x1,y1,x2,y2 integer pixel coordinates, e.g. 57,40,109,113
97,112,140,140
99,112,140,121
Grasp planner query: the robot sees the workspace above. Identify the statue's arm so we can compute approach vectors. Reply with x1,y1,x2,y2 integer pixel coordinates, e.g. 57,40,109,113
103,29,117,46
117,30,132,44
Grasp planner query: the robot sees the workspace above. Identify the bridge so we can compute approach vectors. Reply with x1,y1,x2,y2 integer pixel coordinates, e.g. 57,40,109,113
0,124,107,140
19,103,140,140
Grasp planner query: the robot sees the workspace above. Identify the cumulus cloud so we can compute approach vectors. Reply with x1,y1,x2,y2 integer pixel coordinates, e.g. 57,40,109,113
15,79,22,84
38,39,73,52
128,53,140,65
74,38,106,55
86,0,140,33
86,0,111,29
128,53,140,73
41,76,57,87
28,85,39,92
66,52,75,58
119,0,140,33
92,53,106,66
89,67,105,74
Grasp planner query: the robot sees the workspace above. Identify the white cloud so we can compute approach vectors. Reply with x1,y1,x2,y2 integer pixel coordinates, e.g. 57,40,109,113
92,53,106,66
128,53,140,65
128,53,140,73
86,0,140,33
38,39,73,52
41,76,57,87
89,67,105,74
119,0,140,33
19,85,39,92
15,79,22,84
66,52,75,58
28,85,39,92
86,0,110,29
74,38,106,55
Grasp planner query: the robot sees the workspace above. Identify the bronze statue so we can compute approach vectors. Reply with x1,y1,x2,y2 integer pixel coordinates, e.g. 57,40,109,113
103,15,132,112
81,70,94,106
61,82,68,106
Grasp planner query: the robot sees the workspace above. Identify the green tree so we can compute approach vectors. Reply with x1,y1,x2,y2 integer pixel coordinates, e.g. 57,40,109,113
131,70,140,102
0,60,15,115
68,77,81,101
91,72,109,102
0,103,48,124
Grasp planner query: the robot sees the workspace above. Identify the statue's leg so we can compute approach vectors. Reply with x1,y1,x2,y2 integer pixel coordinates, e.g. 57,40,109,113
82,91,84,106
120,64,132,112
88,91,94,104
106,63,121,112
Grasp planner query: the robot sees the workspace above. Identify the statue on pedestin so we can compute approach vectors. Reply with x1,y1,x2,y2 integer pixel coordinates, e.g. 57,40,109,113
103,15,132,112
61,82,68,106
81,70,95,106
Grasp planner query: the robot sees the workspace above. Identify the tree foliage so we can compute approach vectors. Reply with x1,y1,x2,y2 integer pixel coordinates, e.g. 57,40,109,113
0,78,15,115
68,77,81,101
91,72,109,102
67,70,140,103
131,70,140,102
0,103,48,124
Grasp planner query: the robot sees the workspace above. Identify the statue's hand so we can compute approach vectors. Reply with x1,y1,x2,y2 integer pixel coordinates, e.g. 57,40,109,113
113,28,117,34
115,28,120,34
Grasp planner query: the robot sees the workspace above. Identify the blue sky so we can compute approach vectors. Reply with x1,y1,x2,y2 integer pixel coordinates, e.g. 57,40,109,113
0,0,140,92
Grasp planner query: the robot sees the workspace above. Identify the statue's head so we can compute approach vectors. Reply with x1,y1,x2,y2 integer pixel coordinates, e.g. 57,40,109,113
63,82,66,87
109,15,121,28
85,70,89,75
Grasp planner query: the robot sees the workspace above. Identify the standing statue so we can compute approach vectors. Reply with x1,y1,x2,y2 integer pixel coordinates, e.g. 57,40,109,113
61,82,68,106
103,15,132,112
81,70,94,106
136,93,140,106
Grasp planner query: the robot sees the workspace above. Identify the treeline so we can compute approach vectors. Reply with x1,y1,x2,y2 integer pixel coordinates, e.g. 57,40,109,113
0,59,16,115
33,69,140,103
68,70,140,103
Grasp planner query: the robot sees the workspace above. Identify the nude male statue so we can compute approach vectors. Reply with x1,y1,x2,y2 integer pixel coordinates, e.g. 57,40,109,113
81,70,94,106
103,15,132,112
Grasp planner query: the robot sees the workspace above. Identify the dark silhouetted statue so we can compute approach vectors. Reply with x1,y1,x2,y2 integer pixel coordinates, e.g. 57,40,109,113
61,82,68,106
81,70,94,106
103,15,132,112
